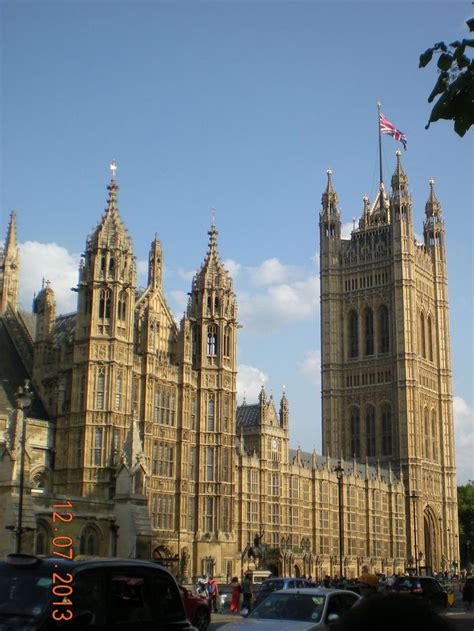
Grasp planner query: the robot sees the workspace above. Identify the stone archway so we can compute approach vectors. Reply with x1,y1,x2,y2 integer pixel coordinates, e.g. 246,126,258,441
423,506,438,572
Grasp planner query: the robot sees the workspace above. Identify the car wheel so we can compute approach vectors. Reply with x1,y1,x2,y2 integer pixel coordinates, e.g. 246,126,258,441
193,607,210,631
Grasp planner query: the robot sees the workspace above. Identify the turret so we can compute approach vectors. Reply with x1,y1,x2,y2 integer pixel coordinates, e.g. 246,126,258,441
279,388,288,429
390,150,413,231
148,234,163,290
33,280,56,342
0,211,20,313
423,179,445,250
319,169,341,245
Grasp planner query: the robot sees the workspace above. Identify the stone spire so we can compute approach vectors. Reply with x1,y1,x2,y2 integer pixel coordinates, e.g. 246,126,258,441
391,149,409,195
321,169,340,218
258,384,267,406
120,418,145,471
279,388,289,428
148,234,163,290
424,178,445,248
0,210,20,313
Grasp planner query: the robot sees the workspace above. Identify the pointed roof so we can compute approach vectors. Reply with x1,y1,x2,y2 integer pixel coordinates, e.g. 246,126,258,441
88,166,132,251
425,178,442,218
120,418,145,471
4,211,18,258
321,169,340,216
193,223,232,290
390,150,409,194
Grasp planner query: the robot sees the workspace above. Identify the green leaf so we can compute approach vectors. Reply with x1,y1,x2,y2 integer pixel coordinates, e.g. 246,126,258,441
462,38,474,48
433,41,448,52
437,53,454,71
419,48,434,68
427,72,449,103
449,40,462,48
467,17,474,32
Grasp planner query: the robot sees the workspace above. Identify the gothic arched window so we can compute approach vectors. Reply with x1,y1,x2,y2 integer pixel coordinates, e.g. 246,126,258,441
424,407,431,460
98,289,111,319
80,525,99,556
431,410,438,462
420,312,426,358
207,397,215,431
349,311,358,358
117,291,127,321
366,405,376,457
365,308,374,355
379,305,390,353
427,315,433,362
350,407,360,457
224,326,231,357
207,325,218,356
381,404,392,456
96,368,105,409
115,373,122,411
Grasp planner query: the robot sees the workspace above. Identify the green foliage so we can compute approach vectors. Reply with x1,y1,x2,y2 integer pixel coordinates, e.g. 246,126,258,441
420,18,474,137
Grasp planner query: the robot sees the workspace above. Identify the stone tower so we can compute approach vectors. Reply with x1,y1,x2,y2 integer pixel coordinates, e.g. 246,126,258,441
0,211,20,314
185,222,238,575
54,168,137,498
319,152,458,573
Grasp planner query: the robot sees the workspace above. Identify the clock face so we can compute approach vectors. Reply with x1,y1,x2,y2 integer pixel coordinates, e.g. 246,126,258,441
271,438,278,450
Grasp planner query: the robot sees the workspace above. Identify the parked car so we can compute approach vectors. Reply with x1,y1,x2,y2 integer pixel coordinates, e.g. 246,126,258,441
390,575,448,609
220,587,360,630
180,585,211,630
254,576,312,608
0,552,197,630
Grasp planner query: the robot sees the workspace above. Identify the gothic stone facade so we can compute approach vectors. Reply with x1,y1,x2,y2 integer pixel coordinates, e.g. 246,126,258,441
0,159,458,579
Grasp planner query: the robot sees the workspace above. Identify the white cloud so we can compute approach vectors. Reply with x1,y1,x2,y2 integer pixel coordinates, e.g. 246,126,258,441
177,268,196,282
223,258,241,278
19,241,79,314
298,349,321,386
237,364,268,404
238,275,319,334
169,290,188,318
248,257,301,286
453,396,474,484
341,221,354,239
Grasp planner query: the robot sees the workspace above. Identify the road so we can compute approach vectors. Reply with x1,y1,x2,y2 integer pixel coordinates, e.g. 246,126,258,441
208,609,474,630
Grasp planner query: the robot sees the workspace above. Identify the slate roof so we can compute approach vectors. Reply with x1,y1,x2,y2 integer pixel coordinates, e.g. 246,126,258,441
288,448,396,481
53,313,76,346
0,317,48,420
236,404,259,428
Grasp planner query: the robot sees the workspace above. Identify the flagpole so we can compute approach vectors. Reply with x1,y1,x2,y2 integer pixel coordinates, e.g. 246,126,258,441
377,101,383,186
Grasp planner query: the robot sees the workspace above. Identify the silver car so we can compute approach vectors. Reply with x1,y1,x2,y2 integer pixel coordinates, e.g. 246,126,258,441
220,588,360,630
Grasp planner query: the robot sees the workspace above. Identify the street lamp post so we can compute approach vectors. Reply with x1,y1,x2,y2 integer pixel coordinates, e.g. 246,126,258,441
410,492,418,574
15,380,33,554
335,461,344,580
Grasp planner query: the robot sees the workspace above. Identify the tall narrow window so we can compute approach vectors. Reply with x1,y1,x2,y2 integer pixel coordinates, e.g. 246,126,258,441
206,447,214,481
190,398,196,430
189,447,195,479
80,526,99,555
207,325,218,356
222,449,229,482
427,315,433,362
192,327,199,362
207,397,215,431
205,497,214,532
94,428,103,466
366,405,376,457
170,395,176,425
224,326,231,357
381,405,392,455
222,498,229,531
223,398,229,432
154,388,160,422
79,374,86,411
117,291,127,321
115,373,122,411
187,497,195,531
350,407,360,457
379,305,390,353
424,408,431,459
349,311,358,358
420,312,426,358
152,442,158,475
365,308,374,355
431,411,438,462
97,368,105,409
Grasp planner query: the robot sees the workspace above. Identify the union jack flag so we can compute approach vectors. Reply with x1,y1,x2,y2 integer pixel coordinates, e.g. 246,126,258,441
379,112,407,150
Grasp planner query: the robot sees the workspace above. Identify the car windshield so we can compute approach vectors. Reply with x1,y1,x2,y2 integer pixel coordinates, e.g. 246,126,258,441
249,593,325,622
0,569,52,618
260,580,284,593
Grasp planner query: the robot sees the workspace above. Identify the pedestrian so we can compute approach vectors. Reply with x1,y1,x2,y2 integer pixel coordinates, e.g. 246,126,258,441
242,573,252,613
230,576,241,612
207,576,219,613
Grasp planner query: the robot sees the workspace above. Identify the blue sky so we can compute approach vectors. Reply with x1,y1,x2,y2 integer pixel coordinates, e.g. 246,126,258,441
1,1,472,482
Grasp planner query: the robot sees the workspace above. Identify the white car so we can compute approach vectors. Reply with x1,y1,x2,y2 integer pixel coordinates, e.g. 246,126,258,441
220,588,360,630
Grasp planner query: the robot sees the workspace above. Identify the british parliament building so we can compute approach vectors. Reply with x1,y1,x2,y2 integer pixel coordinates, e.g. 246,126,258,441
0,153,459,580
